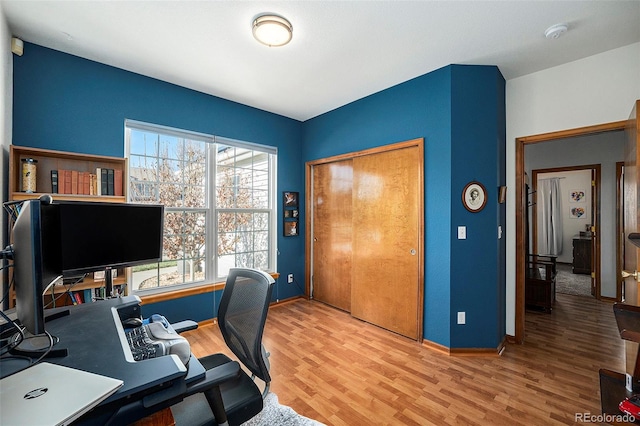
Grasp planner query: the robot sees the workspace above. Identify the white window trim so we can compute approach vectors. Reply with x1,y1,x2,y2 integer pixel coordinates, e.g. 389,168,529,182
124,120,278,295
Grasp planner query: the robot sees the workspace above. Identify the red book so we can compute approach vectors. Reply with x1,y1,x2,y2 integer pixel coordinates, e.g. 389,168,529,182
77,171,84,195
114,169,123,196
71,170,78,194
63,170,72,194
82,172,91,194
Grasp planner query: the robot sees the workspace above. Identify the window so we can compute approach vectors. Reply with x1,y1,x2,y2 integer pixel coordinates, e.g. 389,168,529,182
125,120,277,292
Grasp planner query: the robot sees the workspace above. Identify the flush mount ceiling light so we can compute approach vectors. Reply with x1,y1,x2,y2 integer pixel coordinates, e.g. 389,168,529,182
545,23,568,39
252,14,293,47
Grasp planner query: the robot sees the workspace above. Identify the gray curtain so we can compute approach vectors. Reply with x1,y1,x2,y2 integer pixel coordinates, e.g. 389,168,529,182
538,178,563,256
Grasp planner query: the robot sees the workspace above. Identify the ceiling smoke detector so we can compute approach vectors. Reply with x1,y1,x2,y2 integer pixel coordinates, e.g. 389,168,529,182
545,24,568,39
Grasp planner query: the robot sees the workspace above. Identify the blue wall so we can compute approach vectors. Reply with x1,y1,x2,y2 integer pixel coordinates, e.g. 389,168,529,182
303,65,506,348
449,65,506,348
12,44,506,348
12,43,305,322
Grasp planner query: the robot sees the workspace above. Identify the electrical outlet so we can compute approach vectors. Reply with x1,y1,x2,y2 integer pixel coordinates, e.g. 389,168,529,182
457,312,466,325
287,274,294,283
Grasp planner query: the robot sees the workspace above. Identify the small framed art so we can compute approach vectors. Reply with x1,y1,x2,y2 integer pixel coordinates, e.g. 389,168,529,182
284,220,299,237
283,191,298,208
462,181,487,212
283,191,299,237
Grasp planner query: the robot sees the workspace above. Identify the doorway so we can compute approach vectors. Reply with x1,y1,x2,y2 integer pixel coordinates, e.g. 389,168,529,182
530,166,600,298
515,121,627,343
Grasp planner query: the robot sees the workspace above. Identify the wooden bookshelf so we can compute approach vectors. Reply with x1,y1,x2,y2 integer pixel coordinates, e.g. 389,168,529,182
43,274,128,308
7,145,129,308
8,145,127,203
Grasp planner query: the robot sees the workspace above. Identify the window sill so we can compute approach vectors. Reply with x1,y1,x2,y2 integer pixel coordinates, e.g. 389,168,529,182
139,272,280,305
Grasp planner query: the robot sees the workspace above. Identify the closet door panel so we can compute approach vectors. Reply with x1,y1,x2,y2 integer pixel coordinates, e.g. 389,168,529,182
312,160,353,312
351,146,421,339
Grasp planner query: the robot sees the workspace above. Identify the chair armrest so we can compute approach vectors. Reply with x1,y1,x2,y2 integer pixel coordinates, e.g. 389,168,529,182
184,360,241,396
171,320,199,334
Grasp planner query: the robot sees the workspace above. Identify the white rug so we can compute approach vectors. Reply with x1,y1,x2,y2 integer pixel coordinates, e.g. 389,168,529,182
241,392,325,426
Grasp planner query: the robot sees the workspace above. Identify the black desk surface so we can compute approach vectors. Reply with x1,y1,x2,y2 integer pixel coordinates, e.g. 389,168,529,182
0,296,205,422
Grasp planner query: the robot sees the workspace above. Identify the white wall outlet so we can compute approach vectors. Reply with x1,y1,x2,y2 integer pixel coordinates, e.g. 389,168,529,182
287,274,294,283
457,311,466,325
457,226,466,240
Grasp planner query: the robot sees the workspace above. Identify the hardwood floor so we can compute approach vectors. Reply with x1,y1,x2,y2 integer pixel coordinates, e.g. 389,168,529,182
182,293,624,425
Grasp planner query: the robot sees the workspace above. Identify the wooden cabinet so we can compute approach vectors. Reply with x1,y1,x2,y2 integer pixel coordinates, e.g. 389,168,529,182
7,145,129,308
572,235,592,275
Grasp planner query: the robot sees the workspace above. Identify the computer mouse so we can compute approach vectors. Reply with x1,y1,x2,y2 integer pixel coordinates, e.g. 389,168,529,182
122,317,143,327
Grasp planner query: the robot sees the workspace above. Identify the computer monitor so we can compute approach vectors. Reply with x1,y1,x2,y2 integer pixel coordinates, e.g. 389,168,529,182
56,201,164,297
8,198,163,356
12,199,62,337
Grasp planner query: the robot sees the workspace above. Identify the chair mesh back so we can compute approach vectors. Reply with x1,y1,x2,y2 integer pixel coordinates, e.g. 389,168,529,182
218,268,275,384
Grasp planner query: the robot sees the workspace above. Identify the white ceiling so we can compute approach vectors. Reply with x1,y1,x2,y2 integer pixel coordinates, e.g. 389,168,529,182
2,1,639,121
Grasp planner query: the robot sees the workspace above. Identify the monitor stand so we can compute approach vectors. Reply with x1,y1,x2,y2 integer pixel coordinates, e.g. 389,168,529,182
105,267,114,298
95,267,116,300
8,309,70,359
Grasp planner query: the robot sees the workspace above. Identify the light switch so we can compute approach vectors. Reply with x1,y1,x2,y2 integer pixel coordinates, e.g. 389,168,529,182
458,226,466,240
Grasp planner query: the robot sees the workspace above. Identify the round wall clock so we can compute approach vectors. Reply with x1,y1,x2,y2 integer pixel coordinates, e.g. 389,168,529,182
462,181,487,212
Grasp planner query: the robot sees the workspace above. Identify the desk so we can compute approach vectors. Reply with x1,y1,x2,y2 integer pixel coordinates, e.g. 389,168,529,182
0,296,205,425
599,369,640,424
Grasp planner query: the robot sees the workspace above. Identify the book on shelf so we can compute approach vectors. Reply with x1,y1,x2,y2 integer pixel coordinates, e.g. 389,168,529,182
107,169,114,196
96,287,106,300
83,289,94,303
114,169,123,196
74,292,83,304
63,170,72,194
101,168,108,196
96,168,102,195
71,170,78,194
77,171,84,195
51,170,58,193
89,173,96,195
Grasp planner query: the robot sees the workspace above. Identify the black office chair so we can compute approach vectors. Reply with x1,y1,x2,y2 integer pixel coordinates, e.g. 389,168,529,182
171,267,275,426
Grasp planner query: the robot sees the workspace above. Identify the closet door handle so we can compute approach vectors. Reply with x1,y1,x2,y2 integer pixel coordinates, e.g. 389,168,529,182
410,249,416,255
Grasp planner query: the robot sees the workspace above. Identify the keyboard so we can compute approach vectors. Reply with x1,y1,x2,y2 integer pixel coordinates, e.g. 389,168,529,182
125,325,164,361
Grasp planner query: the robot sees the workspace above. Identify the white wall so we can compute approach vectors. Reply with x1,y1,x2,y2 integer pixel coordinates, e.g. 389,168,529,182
0,4,10,204
506,42,640,336
0,3,12,300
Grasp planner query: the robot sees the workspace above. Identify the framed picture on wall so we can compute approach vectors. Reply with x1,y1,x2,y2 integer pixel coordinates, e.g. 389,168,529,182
570,207,585,218
570,189,585,203
462,181,487,212
284,220,298,237
283,191,298,207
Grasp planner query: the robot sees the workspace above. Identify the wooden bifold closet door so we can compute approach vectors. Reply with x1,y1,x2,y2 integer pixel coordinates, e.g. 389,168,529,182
310,139,423,340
